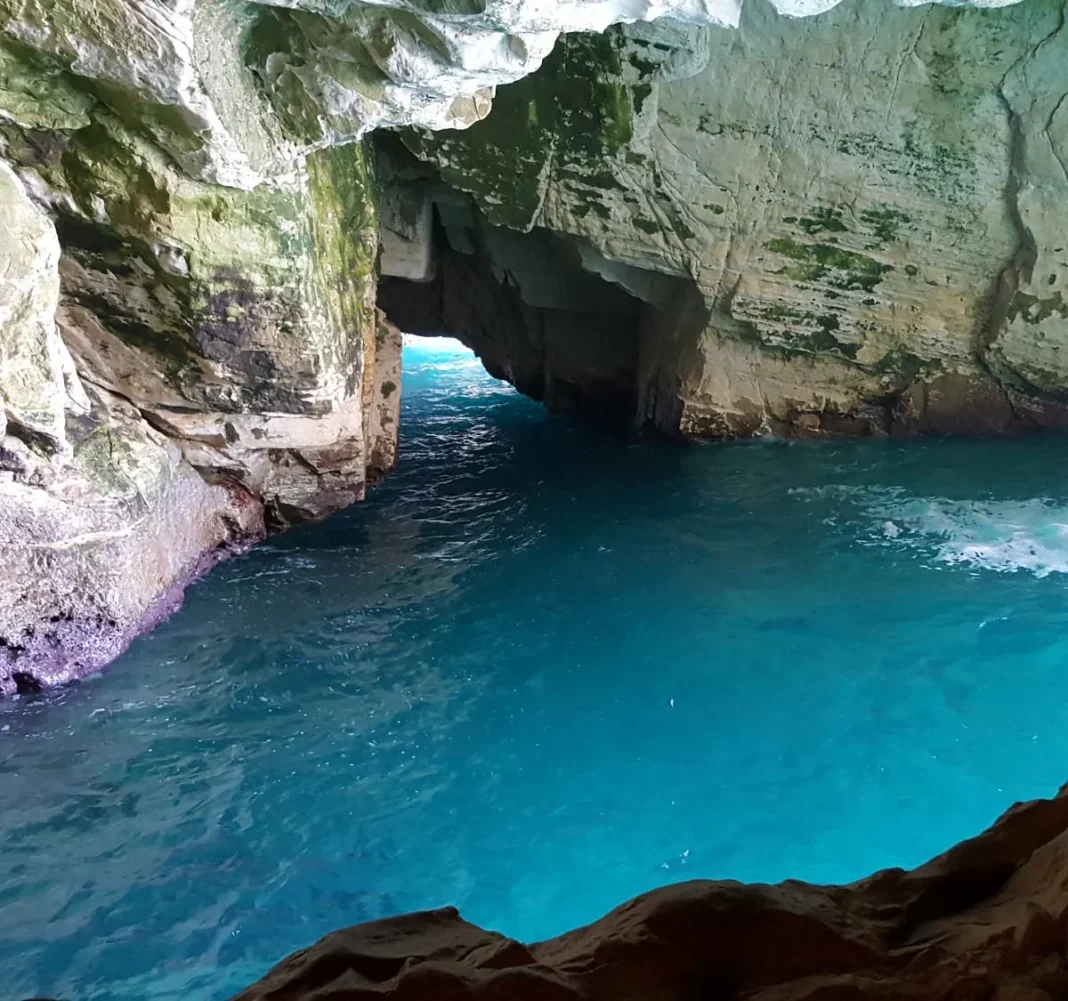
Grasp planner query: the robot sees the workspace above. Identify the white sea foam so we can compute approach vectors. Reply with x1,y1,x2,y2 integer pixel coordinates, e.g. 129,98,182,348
793,486,1068,577
882,498,1068,577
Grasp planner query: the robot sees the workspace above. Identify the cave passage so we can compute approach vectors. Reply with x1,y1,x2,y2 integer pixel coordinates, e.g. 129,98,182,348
378,213,650,426
374,141,707,435
4,338,1068,1000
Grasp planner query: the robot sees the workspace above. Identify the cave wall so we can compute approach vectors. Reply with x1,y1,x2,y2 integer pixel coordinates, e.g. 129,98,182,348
391,0,1068,438
0,0,1060,691
0,109,396,691
0,1,395,690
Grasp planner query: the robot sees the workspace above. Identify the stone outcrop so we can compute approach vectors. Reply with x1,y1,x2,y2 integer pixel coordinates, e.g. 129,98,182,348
0,115,390,689
0,0,1062,691
235,785,1068,1001
382,0,1068,438
0,1,399,690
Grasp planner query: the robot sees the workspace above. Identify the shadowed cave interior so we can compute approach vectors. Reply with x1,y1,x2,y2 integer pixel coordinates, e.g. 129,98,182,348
375,137,710,433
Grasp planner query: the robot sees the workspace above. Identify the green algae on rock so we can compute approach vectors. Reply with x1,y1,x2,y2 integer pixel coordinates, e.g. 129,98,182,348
1,0,1066,692
383,0,1068,439
0,3,391,691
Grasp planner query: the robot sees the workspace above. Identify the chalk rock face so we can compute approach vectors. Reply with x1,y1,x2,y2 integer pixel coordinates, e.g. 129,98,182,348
234,785,1068,1001
0,404,265,696
230,0,1034,157
0,156,264,695
0,114,392,686
0,0,267,188
244,0,740,151
2,0,750,199
0,159,69,447
0,0,1052,690
0,0,1028,192
389,0,1068,437
0,1,392,687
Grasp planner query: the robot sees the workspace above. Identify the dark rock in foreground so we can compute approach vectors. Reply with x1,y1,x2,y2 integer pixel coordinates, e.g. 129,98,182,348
233,787,1068,1001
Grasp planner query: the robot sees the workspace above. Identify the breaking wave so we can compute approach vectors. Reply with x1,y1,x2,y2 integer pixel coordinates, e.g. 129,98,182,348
795,487,1068,578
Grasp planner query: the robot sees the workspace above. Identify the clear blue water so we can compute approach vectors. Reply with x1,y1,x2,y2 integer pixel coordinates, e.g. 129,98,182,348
5,337,1068,1000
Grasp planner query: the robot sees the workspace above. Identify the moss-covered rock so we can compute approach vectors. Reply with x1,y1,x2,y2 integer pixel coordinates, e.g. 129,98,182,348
0,3,389,688
401,30,646,232
393,0,1068,439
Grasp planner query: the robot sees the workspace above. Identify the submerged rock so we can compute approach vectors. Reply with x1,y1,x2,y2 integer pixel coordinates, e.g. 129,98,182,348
235,786,1068,1001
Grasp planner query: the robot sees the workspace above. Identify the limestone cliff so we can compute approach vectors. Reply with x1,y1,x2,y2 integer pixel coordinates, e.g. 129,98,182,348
383,0,1068,437
0,1,399,691
0,0,1060,692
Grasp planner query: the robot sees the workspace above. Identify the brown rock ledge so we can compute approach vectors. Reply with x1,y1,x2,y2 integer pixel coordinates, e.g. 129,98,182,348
234,786,1068,1001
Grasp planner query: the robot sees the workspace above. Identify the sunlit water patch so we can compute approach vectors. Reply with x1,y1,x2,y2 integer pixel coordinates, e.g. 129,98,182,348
4,337,1068,1000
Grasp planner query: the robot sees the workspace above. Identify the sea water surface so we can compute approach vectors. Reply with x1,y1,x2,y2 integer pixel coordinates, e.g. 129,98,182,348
5,337,1068,1000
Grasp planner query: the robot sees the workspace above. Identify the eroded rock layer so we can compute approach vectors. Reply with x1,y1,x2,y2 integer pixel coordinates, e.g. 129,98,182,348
235,785,1068,1001
0,0,1063,690
384,0,1068,437
0,122,400,689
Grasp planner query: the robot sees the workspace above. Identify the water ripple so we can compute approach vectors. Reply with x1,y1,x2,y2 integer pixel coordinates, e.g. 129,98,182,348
3,339,1068,999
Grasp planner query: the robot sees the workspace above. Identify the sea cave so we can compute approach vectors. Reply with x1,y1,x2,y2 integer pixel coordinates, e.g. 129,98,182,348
3,0,1068,998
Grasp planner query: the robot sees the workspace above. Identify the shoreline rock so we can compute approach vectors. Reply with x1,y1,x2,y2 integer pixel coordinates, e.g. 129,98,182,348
0,447,266,696
3,0,1067,690
382,0,1068,439
233,785,1068,1001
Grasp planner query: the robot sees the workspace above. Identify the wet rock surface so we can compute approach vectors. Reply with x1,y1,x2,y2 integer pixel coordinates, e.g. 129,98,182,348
234,786,1068,1001
0,0,1064,688
0,126,389,687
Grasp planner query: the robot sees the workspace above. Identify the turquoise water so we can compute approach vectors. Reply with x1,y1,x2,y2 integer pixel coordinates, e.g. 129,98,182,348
5,337,1068,1000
